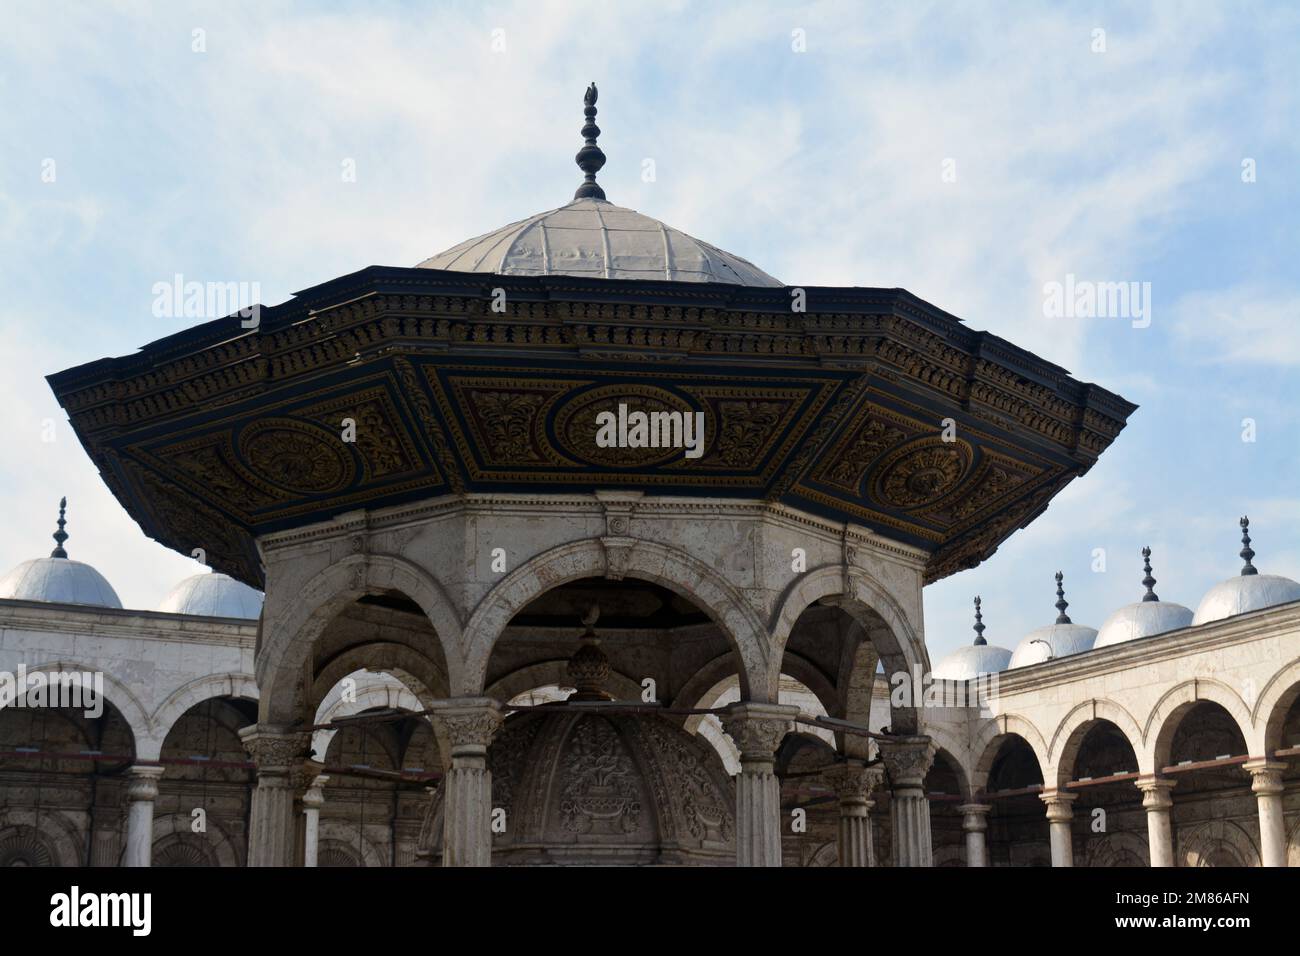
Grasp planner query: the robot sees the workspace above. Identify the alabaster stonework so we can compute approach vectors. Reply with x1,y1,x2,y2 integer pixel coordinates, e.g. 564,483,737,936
1,492,1298,868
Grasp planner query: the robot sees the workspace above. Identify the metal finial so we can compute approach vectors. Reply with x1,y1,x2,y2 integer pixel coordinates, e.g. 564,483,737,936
573,82,607,201
972,596,986,645
1140,546,1159,602
1053,571,1072,624
50,497,69,559
1239,516,1257,575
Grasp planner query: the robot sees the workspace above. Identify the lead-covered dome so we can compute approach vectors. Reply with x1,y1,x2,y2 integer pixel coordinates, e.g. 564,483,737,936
0,498,122,609
1009,572,1096,668
156,572,264,619
1095,546,1194,648
1193,517,1300,625
0,558,122,608
933,596,1012,680
418,198,782,287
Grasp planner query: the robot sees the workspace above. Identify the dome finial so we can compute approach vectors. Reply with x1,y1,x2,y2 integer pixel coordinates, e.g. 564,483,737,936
573,82,607,201
972,595,987,645
567,603,613,701
50,497,69,559
1054,570,1072,624
1239,516,1258,576
1141,546,1159,602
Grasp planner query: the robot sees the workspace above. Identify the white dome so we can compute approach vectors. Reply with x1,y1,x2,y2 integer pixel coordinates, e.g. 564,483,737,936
1008,623,1098,668
156,572,263,619
932,643,1012,681
0,558,122,608
1094,600,1194,648
417,198,783,287
1192,574,1300,626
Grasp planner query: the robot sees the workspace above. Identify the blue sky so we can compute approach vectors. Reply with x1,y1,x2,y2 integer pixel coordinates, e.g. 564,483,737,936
2,1,1298,663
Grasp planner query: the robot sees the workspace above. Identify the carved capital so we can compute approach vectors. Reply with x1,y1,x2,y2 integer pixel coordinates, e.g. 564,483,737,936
824,760,882,804
877,735,936,790
302,775,330,811
1243,759,1285,796
721,702,798,762
957,803,992,832
124,765,165,803
430,698,504,756
239,725,313,775
1136,776,1175,811
1039,789,1077,822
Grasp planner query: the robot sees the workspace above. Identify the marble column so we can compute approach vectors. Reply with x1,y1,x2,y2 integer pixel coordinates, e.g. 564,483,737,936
121,765,165,867
429,698,503,867
721,702,799,867
240,725,312,867
1243,759,1287,867
301,775,328,868
825,761,882,867
958,803,991,867
1136,776,1175,867
88,779,124,867
1040,790,1077,867
878,735,936,867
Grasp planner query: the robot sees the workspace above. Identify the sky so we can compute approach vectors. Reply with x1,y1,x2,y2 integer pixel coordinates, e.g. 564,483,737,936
1,1,1298,664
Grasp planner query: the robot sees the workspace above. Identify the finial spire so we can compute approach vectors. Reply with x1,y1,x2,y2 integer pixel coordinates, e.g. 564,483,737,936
1239,516,1257,575
972,596,986,645
50,497,69,559
1141,546,1159,602
1054,571,1072,624
573,82,607,201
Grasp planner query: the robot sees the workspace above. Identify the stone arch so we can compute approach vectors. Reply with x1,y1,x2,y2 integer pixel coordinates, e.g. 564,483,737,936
0,808,84,867
926,732,973,800
769,564,925,676
1180,820,1261,868
970,714,1050,793
1084,830,1149,867
1255,656,1300,754
308,643,446,717
312,673,431,765
933,844,966,867
151,812,241,867
143,673,258,762
806,841,838,867
776,652,839,725
1047,699,1143,786
461,538,770,699
1144,679,1255,771
318,823,386,868
257,553,463,724
486,661,642,704
15,661,151,754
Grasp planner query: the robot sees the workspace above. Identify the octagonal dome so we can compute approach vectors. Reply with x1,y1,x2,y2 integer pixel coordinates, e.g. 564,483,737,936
156,572,264,619
1095,600,1194,648
417,198,783,287
420,709,735,866
0,557,122,609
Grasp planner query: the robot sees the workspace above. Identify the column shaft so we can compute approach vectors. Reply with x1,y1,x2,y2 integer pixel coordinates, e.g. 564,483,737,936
121,766,164,867
1041,791,1076,868
958,803,991,868
722,702,798,867
1137,777,1175,868
240,725,312,867
878,736,937,867
430,698,503,868
1244,760,1287,868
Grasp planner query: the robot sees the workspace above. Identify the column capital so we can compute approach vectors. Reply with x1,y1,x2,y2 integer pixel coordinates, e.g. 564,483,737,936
1243,759,1285,795
1135,775,1175,810
877,734,936,789
429,698,504,756
1040,789,1077,821
124,764,165,802
301,775,329,811
721,702,799,761
824,760,883,804
957,803,992,832
239,724,313,776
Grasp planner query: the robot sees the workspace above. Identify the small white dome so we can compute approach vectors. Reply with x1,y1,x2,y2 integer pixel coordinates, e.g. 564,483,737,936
1008,623,1098,668
0,558,122,608
418,199,783,287
156,572,263,619
933,643,1012,681
1192,574,1300,626
1095,600,1194,648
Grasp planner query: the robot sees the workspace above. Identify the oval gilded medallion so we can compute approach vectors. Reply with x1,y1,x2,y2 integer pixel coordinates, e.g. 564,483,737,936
239,419,355,495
